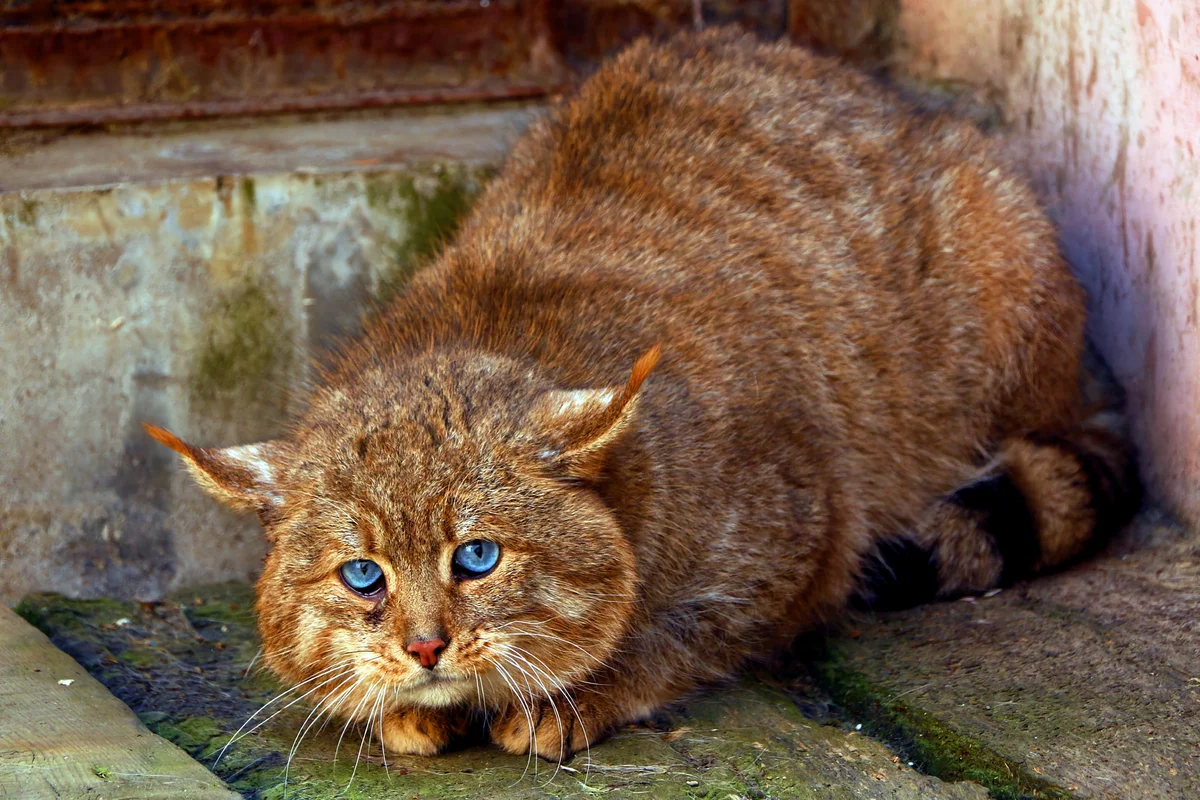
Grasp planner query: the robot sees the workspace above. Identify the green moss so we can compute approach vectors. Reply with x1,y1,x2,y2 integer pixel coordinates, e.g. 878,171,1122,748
16,198,38,227
240,177,257,211
23,584,1005,800
173,581,259,628
366,167,485,303
119,646,166,668
190,277,292,408
153,715,226,757
15,594,135,636
814,652,1073,800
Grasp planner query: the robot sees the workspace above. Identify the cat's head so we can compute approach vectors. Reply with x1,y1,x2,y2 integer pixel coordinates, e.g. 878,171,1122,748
147,346,658,716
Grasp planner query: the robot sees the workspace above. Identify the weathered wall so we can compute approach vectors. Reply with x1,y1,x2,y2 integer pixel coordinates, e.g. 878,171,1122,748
897,0,1200,528
0,116,514,604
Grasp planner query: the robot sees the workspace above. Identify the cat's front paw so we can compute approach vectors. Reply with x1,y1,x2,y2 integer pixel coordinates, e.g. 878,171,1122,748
490,695,617,761
380,707,465,756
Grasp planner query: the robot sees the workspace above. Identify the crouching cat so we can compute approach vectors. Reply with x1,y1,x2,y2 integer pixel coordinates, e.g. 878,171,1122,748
148,29,1139,761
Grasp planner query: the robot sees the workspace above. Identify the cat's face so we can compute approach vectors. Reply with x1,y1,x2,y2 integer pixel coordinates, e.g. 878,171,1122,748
254,415,638,714
148,348,657,717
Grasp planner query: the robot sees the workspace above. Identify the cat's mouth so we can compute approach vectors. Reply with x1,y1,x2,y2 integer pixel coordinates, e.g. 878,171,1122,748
409,669,470,687
421,672,464,684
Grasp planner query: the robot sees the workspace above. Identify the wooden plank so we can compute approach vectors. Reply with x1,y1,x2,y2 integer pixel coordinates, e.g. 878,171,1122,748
0,606,240,800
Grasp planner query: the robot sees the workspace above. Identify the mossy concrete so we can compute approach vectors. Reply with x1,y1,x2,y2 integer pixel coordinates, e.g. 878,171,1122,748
812,511,1200,800
0,159,486,606
810,649,1071,800
364,165,488,304
11,511,1193,799
190,276,295,421
14,582,992,800
0,102,530,608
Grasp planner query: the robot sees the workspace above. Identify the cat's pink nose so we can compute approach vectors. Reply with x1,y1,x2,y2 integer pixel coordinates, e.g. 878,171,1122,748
406,637,447,669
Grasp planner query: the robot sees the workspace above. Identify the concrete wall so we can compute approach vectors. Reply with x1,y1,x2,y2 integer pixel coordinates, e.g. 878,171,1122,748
896,0,1200,529
0,107,534,604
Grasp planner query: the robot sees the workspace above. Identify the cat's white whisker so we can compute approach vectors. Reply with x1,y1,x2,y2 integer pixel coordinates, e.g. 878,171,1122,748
332,676,376,767
284,671,361,798
505,646,568,695
373,683,391,776
241,647,263,678
217,662,353,764
488,657,539,783
492,617,554,630
506,644,593,781
346,680,382,791
472,666,488,712
504,652,565,780
503,626,611,670
224,653,382,752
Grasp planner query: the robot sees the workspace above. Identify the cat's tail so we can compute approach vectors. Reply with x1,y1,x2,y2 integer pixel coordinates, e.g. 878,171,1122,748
952,410,1142,585
857,407,1142,609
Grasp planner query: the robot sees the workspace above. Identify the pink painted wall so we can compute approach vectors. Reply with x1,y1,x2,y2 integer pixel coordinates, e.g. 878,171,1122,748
899,0,1200,529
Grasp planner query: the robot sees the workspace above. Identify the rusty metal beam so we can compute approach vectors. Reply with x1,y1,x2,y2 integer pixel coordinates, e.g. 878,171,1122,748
0,0,570,128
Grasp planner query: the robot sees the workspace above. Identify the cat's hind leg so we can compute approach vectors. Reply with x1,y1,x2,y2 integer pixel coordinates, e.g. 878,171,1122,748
857,411,1141,609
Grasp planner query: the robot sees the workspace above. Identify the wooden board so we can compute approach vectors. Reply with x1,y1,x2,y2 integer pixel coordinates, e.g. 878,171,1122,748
0,605,239,800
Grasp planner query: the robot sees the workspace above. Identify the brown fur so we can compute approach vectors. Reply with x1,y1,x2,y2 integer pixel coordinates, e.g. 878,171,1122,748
151,29,1138,761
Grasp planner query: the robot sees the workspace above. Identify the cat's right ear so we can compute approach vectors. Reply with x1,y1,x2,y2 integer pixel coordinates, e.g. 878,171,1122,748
526,345,661,484
143,423,289,526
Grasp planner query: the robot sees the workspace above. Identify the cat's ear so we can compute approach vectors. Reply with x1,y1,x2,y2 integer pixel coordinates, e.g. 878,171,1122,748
143,423,288,524
527,345,661,483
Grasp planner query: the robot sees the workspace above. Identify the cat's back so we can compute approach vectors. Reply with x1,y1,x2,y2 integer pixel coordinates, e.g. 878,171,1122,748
428,29,1081,439
450,27,1078,340
340,29,1091,624
368,29,1083,498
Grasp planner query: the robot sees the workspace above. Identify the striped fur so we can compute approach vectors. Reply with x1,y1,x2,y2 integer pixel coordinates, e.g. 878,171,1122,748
858,410,1140,606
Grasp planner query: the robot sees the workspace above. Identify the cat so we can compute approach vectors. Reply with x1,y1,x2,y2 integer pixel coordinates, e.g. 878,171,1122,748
147,28,1140,762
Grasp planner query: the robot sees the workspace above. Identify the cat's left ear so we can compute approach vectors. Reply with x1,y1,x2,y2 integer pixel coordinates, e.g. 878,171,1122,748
143,423,289,525
527,345,661,483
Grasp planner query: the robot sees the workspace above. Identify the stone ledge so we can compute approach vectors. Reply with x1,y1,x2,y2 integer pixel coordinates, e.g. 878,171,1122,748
812,511,1200,800
12,510,1194,799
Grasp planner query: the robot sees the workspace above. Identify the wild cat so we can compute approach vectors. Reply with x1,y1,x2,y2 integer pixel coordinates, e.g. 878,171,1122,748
148,28,1139,761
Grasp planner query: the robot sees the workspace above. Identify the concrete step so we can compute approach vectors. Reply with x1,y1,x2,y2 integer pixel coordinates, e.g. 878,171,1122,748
816,511,1200,800
13,509,1194,799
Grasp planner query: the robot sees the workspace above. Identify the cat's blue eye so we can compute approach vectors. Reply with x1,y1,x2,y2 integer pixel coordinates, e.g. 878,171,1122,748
339,560,385,596
453,540,500,578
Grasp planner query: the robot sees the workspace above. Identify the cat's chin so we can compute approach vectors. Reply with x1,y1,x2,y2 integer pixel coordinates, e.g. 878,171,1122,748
389,673,477,709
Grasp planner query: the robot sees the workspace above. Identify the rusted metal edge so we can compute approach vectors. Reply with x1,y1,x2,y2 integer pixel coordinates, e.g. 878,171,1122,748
0,1,509,30
0,83,569,129
0,0,566,129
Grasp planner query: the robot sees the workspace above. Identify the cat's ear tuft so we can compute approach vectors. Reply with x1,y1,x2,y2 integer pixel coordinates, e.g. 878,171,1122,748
143,423,288,524
528,345,661,483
